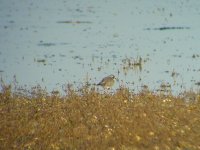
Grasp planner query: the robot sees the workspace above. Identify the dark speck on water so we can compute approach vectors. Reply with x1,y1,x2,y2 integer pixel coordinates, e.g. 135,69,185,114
36,59,46,63
9,20,15,23
59,54,66,57
72,56,83,60
195,82,200,86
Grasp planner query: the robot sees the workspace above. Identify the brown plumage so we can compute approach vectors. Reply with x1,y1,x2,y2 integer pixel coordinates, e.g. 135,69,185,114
97,75,116,89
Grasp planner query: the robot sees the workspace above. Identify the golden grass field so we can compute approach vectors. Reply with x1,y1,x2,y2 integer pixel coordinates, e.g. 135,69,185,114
0,84,200,150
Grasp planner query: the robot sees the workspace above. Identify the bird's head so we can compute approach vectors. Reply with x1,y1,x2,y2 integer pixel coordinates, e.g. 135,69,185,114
109,74,115,79
109,74,118,81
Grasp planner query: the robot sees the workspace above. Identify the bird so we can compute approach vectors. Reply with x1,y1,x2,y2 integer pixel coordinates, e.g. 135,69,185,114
97,74,116,89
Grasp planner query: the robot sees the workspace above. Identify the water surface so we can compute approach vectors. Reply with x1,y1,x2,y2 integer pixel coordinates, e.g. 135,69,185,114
0,0,200,94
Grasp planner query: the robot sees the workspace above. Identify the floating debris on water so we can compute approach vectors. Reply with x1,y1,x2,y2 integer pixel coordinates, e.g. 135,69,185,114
34,58,47,65
59,54,66,57
171,70,179,78
122,57,144,74
38,41,56,47
192,54,200,58
36,59,46,63
145,26,190,31
157,82,172,94
160,82,171,89
72,55,84,60
57,20,92,24
195,82,200,86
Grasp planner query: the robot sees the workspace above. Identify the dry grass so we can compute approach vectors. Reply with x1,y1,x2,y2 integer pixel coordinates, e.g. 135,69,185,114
0,84,200,150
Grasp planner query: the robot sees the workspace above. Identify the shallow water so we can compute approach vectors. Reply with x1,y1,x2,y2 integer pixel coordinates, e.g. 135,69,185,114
0,0,200,94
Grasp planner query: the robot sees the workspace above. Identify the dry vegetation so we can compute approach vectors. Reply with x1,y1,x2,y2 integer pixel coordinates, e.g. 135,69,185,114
0,84,200,150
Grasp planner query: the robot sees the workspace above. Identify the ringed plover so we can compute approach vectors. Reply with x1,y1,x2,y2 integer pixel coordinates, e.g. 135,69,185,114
97,74,116,89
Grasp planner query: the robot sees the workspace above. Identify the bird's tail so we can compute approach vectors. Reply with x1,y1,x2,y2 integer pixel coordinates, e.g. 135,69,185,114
96,83,101,86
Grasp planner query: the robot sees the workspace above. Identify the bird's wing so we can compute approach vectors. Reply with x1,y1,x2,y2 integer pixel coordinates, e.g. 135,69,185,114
98,77,107,85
